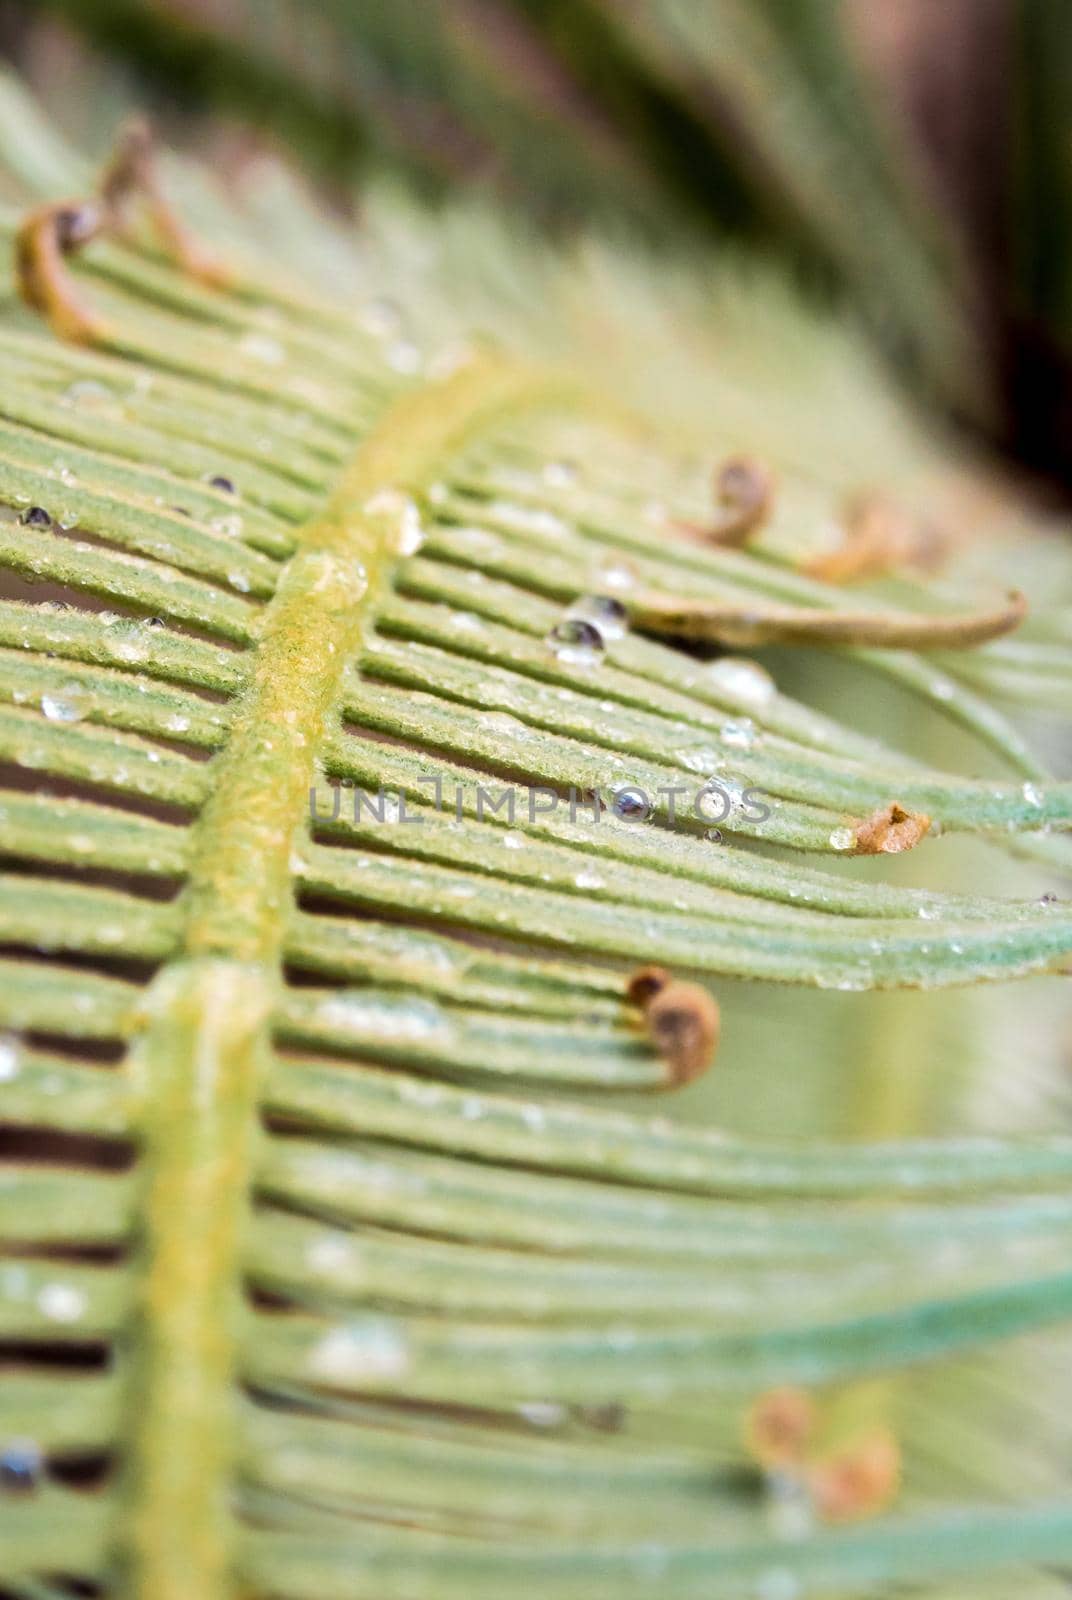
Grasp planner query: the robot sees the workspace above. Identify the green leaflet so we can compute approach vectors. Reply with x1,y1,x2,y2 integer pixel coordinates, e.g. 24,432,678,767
0,75,1071,1600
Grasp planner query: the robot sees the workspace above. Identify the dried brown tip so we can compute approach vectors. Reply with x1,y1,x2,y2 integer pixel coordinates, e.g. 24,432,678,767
809,1429,901,1523
852,802,931,855
673,455,775,549
628,587,1026,650
713,455,775,543
626,964,670,1007
744,1388,817,1471
14,116,227,344
101,116,230,287
15,200,109,344
644,979,719,1086
807,493,946,585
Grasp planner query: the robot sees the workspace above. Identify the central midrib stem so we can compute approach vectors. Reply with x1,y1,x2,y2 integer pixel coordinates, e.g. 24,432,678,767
120,351,569,1600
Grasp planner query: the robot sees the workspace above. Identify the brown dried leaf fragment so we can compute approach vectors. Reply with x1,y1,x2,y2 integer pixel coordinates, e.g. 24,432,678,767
629,587,1026,650
744,1387,817,1470
101,116,229,288
716,455,775,536
626,964,670,1007
15,200,109,344
809,1429,901,1523
852,802,931,855
14,115,227,344
674,455,775,548
645,979,720,1086
807,492,948,584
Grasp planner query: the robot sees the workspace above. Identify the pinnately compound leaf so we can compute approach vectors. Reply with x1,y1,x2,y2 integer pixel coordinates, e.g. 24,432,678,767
0,76,1071,1600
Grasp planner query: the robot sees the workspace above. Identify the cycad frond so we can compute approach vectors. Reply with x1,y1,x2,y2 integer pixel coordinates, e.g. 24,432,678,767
0,79,1071,1600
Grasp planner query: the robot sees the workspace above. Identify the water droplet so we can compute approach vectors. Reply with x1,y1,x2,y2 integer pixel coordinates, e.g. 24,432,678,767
829,826,855,851
594,556,639,592
0,1034,20,1082
40,685,86,724
111,621,149,662
165,713,191,734
611,786,652,821
211,513,244,539
450,611,485,634
386,339,422,375
697,778,743,824
487,500,569,539
764,1468,815,1541
566,594,628,642
677,746,721,776
398,505,424,556
310,1320,410,1383
363,488,425,555
62,378,113,409
0,1439,43,1493
37,1283,86,1323
574,866,604,889
720,716,757,750
239,331,286,365
19,506,52,528
706,656,776,711
1022,781,1043,807
543,459,578,489
228,571,251,593
318,993,451,1043
306,1235,355,1275
517,1401,566,1429
546,618,605,668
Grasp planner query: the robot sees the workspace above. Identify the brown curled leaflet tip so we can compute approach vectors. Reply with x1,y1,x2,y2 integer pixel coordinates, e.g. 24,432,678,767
744,1387,817,1470
673,455,775,548
809,1429,902,1524
627,587,1027,649
806,493,947,584
853,802,932,855
14,115,228,344
101,116,230,289
644,980,720,1086
714,455,776,541
15,200,109,343
626,964,670,1007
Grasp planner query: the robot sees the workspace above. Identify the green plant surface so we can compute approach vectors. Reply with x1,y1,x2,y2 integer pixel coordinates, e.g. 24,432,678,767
0,72,1071,1600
